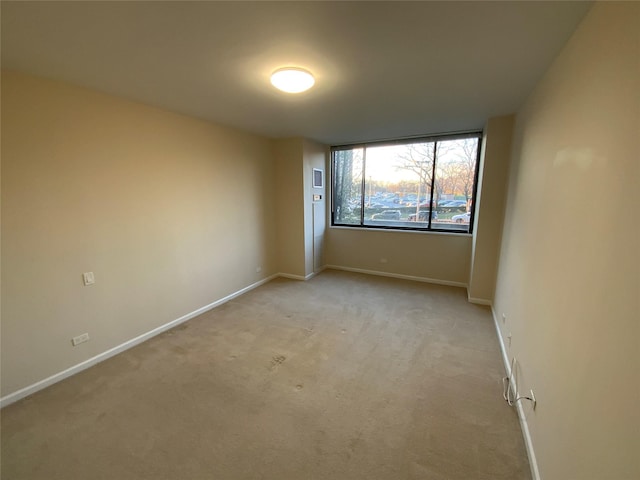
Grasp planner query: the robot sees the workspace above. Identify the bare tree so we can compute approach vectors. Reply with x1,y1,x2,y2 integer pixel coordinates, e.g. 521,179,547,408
333,149,362,222
434,160,461,199
394,142,456,216
394,142,435,217
433,138,478,206
454,138,478,200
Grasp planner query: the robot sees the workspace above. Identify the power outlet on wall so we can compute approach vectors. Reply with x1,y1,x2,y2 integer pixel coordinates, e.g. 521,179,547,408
379,258,388,264
82,272,95,286
71,333,90,346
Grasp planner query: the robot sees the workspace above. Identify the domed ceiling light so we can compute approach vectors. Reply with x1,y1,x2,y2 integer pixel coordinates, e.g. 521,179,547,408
270,67,315,93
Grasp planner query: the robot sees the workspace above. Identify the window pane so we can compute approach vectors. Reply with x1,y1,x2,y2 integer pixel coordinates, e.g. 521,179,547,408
433,138,478,232
330,132,480,234
363,142,436,227
332,148,363,225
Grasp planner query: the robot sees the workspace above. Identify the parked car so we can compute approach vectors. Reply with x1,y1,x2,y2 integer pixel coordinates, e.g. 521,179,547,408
451,212,471,223
441,200,468,208
438,200,468,213
408,210,438,222
371,210,401,221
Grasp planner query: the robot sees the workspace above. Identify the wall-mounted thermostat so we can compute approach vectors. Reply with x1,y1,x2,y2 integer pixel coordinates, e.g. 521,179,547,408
312,168,324,188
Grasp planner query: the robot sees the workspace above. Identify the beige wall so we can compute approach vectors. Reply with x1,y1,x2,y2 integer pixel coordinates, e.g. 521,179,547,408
1,71,277,396
468,115,514,303
303,140,327,276
274,138,327,279
326,228,472,285
325,140,478,286
494,3,639,479
273,138,306,278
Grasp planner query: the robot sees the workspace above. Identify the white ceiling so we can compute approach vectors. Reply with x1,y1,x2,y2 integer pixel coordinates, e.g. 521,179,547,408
1,1,592,145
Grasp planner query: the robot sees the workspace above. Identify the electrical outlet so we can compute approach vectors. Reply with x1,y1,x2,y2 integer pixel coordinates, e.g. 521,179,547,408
380,258,388,264
82,272,95,286
256,266,262,273
71,333,90,346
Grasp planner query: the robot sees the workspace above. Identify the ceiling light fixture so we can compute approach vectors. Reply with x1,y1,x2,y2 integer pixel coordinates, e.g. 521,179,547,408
270,67,315,93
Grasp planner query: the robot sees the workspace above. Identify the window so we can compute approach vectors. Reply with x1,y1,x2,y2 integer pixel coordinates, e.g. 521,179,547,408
331,132,481,233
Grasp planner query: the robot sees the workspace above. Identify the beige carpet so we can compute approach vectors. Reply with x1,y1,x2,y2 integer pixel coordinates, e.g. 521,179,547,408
1,270,530,479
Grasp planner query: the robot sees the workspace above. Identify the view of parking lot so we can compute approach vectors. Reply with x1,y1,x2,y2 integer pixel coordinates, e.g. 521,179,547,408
332,135,479,233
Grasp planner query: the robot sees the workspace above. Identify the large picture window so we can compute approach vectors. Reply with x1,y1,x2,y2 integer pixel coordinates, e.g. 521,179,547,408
331,132,481,233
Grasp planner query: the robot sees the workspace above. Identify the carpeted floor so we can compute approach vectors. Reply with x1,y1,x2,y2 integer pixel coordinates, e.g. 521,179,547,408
1,270,531,479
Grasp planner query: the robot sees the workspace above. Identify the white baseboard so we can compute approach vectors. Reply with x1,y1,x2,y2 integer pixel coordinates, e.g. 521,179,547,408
491,307,541,480
278,268,325,281
314,265,327,275
0,274,279,408
467,295,492,306
278,273,305,281
278,272,308,281
325,265,467,288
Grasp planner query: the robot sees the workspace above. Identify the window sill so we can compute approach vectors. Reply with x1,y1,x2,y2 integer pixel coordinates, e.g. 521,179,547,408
329,225,472,237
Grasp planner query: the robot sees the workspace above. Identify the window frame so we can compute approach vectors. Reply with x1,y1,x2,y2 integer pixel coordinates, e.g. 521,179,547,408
330,131,482,235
